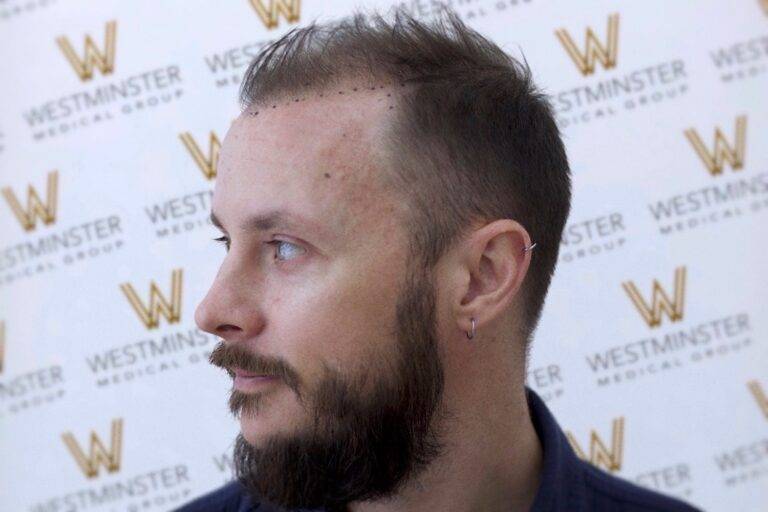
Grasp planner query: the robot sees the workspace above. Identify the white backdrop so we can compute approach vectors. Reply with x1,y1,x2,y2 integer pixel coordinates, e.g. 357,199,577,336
1,1,766,511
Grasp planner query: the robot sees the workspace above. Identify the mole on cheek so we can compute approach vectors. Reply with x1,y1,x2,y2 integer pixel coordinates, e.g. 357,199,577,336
324,173,331,179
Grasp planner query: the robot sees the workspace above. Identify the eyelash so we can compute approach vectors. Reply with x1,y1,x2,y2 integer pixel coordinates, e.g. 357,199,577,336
212,236,300,262
213,236,229,250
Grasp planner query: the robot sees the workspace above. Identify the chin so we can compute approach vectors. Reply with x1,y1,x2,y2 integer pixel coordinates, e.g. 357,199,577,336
239,407,274,446
239,398,302,446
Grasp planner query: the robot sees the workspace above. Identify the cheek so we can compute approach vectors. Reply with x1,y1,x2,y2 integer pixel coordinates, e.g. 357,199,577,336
272,268,402,386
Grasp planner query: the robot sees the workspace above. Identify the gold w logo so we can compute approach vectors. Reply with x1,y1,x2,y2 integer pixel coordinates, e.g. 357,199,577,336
2,170,59,232
555,13,619,76
180,131,221,180
120,269,183,329
566,417,625,472
684,116,747,176
748,380,768,420
249,0,300,29
622,266,686,328
0,321,5,375
62,418,123,479
56,20,117,81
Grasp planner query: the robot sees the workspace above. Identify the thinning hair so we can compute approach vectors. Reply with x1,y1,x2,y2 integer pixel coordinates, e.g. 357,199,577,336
239,8,572,348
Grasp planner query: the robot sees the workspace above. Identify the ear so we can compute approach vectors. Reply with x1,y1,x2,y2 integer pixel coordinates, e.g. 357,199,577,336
451,219,533,337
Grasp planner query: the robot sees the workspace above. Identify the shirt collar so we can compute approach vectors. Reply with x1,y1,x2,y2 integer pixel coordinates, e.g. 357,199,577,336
526,386,585,512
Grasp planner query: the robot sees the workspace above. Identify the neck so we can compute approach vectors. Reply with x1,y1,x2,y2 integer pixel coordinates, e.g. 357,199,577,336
348,369,543,512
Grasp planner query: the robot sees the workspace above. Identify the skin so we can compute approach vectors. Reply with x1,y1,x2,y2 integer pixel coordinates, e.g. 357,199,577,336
194,82,543,512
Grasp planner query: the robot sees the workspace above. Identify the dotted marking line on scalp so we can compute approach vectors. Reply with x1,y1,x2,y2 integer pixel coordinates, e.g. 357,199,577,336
245,81,409,117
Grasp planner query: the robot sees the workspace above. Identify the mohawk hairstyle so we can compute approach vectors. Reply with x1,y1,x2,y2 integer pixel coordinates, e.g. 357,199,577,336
239,8,572,350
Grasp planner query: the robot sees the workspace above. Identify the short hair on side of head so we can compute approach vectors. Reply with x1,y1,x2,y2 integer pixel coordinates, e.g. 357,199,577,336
239,7,572,352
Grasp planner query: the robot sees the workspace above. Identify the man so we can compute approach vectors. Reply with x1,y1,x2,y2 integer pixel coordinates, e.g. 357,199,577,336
178,8,701,512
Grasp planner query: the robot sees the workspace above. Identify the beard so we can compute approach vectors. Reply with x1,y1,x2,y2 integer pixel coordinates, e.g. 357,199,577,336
209,261,448,511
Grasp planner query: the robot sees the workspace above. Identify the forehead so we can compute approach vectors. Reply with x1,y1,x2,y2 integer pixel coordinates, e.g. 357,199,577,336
213,85,403,240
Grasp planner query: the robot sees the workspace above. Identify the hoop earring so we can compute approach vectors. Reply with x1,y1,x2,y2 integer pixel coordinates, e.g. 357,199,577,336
523,242,537,253
466,317,476,340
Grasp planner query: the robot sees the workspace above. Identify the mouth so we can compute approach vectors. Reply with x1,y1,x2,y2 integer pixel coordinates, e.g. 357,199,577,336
233,367,270,378
232,367,280,391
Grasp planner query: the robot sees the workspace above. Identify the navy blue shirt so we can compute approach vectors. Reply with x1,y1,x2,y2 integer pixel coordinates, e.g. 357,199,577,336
175,387,702,511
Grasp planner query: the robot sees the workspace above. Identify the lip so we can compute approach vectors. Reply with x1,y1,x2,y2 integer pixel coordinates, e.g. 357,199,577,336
232,368,279,391
233,367,264,378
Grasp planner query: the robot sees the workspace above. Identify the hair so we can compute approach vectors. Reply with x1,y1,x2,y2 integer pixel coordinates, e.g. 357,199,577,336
239,8,572,350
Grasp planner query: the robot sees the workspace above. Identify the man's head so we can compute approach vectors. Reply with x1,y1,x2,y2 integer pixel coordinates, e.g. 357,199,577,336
195,8,571,511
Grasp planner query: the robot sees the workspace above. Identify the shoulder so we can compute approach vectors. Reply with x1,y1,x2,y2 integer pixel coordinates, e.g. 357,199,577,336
579,462,702,512
173,480,252,512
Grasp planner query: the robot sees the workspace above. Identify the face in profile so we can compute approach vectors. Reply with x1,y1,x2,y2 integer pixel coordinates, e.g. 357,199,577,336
194,87,450,510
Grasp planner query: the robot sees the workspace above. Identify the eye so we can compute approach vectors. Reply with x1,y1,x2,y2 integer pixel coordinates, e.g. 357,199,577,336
211,236,305,263
267,240,306,262
212,235,230,251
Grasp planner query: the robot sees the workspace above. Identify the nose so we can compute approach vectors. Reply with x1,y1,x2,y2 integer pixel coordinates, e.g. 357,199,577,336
194,258,265,341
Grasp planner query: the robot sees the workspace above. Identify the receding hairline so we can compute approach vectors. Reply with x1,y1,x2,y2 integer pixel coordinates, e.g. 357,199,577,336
240,73,413,114
239,73,417,206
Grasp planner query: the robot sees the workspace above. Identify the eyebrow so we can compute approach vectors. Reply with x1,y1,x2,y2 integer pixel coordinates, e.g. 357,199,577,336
210,209,330,238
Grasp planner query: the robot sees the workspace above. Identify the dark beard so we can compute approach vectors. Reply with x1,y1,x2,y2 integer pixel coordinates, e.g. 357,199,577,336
221,262,448,511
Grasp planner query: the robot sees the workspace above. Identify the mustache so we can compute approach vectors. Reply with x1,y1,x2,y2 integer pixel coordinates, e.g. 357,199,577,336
209,341,302,395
